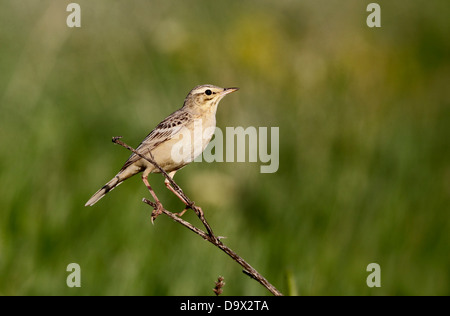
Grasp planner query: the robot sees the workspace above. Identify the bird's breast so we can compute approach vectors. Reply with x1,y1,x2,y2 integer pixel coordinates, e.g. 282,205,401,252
171,116,216,164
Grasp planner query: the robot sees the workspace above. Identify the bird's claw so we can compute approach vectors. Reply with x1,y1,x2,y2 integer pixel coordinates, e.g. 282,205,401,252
150,202,164,224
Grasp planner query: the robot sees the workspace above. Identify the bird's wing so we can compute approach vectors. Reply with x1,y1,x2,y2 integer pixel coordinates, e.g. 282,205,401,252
119,109,192,172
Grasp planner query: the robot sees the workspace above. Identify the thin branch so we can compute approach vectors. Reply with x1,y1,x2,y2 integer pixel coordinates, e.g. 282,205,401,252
113,136,283,296
112,136,216,239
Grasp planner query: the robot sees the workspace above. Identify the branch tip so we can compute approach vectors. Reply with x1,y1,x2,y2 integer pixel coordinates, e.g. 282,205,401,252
213,276,225,296
112,136,123,143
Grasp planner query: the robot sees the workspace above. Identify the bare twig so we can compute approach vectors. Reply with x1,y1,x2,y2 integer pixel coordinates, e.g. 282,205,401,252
112,136,216,239
113,136,283,296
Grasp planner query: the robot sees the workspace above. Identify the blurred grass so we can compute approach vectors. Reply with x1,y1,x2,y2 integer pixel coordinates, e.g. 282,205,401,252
0,0,449,295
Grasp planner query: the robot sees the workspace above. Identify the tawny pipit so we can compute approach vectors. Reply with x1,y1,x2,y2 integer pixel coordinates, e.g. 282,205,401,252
85,84,238,209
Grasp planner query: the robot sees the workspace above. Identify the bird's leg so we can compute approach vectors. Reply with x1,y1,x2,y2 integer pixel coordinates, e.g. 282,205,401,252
164,178,189,205
163,173,211,236
164,171,191,216
142,174,163,223
162,172,206,221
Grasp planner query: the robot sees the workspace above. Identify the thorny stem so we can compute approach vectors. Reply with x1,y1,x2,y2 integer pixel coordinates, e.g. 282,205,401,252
112,136,283,296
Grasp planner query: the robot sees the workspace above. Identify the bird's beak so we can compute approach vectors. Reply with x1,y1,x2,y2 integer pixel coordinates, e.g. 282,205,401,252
221,87,239,96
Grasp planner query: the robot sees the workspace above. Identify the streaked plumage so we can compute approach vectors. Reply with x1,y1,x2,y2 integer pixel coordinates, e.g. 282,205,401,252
85,84,238,207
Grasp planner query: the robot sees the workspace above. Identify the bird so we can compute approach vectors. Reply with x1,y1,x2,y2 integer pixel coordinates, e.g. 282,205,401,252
85,84,239,211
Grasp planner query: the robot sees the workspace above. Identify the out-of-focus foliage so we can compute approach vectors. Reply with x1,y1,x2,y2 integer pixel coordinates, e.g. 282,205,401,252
0,0,448,295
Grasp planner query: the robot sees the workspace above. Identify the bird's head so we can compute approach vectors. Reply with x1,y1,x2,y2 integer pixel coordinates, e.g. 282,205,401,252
183,84,239,114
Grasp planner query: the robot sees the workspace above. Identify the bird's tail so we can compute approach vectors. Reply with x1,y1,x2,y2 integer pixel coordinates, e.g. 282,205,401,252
85,175,123,207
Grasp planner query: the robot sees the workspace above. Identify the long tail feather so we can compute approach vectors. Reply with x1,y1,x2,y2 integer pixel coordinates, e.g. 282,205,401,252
85,176,122,206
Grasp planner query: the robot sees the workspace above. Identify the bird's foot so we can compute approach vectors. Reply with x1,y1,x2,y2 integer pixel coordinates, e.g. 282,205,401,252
175,208,188,217
150,202,164,224
191,204,205,218
177,203,204,219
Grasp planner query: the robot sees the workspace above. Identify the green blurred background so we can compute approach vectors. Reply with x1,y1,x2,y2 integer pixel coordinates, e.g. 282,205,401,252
0,0,449,295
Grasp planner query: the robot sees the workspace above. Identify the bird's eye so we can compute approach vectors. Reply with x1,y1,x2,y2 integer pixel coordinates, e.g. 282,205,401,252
205,89,212,96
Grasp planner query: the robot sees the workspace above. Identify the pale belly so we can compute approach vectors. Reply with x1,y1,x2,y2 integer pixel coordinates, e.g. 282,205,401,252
142,118,216,173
